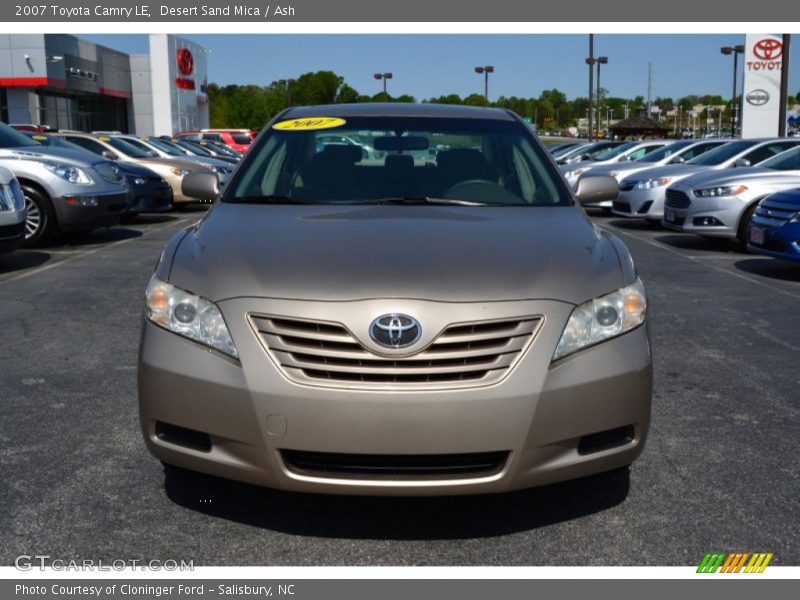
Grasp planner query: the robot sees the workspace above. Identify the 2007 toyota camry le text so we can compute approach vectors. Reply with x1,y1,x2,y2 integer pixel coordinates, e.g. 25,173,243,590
138,103,652,496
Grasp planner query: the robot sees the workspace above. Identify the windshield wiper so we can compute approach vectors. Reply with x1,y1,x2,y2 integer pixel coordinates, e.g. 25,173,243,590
227,195,316,205
374,196,489,206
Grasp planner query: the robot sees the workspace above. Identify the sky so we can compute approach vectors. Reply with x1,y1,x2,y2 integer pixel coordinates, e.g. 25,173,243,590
82,34,800,103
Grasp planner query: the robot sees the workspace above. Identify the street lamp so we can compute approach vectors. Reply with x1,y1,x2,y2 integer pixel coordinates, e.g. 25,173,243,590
720,45,744,137
585,55,608,139
373,72,393,96
278,78,296,107
474,65,494,104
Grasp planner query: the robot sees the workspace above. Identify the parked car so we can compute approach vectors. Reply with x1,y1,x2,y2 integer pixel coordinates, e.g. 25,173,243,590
0,123,128,245
747,189,800,262
171,138,240,164
52,133,212,208
615,138,800,223
555,141,625,165
21,132,172,216
174,129,255,154
0,165,26,253
551,142,590,159
115,135,234,186
561,140,672,191
139,103,651,495
661,145,800,245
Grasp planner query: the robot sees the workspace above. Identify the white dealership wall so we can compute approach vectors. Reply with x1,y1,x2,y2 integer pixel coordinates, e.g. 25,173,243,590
741,33,783,138
131,34,209,136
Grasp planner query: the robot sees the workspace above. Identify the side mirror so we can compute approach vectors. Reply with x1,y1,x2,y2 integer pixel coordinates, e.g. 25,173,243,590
575,175,619,205
734,158,751,168
101,150,118,160
181,171,220,202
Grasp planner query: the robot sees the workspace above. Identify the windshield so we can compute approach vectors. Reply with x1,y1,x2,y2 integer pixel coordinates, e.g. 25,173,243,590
0,123,41,148
26,134,92,153
637,141,693,163
227,115,570,206
590,142,638,161
759,146,800,170
145,138,185,156
687,140,756,166
180,141,214,156
105,137,158,158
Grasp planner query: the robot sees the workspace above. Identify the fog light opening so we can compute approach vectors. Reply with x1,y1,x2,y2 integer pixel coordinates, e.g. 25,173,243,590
577,425,635,455
155,421,212,452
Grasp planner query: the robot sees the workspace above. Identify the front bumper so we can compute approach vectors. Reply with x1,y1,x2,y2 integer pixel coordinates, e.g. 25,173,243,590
0,214,25,253
747,220,800,262
127,182,173,214
53,191,128,232
661,192,749,238
612,187,667,220
138,297,652,495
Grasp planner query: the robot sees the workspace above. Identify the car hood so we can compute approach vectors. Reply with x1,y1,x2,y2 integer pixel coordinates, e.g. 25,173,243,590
619,163,709,184
168,204,627,304
0,145,109,167
673,167,797,189
117,161,161,178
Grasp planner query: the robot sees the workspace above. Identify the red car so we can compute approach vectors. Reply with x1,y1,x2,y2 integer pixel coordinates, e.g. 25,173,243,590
174,129,255,154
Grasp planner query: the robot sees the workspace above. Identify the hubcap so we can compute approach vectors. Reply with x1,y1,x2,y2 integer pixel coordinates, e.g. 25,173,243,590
25,196,42,239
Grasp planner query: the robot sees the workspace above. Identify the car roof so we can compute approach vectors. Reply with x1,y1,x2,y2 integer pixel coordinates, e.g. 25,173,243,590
283,102,517,121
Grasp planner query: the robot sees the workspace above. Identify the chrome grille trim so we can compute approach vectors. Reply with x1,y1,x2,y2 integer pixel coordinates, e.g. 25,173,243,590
249,314,543,390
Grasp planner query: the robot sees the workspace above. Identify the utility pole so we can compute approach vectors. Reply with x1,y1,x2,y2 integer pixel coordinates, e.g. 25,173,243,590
588,34,594,141
779,34,791,136
647,62,653,118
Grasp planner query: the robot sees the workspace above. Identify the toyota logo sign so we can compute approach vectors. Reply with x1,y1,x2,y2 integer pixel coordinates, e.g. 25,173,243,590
753,38,782,60
370,314,421,349
746,89,770,106
177,48,194,76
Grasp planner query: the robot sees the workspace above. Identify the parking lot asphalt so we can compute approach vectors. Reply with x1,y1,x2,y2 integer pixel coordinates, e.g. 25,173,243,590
1,209,798,566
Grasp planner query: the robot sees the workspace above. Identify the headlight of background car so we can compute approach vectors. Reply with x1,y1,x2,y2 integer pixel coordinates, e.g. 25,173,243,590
634,177,671,190
553,278,647,360
133,177,147,186
170,168,191,177
693,185,747,197
145,277,238,359
43,162,93,185
564,168,585,179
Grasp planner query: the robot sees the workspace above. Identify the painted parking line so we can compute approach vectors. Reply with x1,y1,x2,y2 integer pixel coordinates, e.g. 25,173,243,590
0,217,194,287
600,223,800,301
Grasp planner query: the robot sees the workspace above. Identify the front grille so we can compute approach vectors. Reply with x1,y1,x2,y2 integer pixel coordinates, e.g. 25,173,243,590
613,200,631,213
250,315,542,390
94,162,124,184
665,189,691,209
281,449,510,480
755,200,797,224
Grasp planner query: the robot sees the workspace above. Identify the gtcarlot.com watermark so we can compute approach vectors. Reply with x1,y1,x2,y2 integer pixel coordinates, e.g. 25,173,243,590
15,555,194,571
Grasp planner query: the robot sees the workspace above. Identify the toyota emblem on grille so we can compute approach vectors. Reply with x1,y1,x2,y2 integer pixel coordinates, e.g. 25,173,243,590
370,314,421,348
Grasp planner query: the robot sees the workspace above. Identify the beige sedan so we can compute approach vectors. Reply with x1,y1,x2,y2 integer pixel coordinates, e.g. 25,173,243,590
52,133,213,206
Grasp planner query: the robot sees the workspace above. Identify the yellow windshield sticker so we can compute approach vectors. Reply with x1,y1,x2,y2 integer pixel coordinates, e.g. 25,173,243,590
99,136,111,142
33,135,47,141
273,117,346,131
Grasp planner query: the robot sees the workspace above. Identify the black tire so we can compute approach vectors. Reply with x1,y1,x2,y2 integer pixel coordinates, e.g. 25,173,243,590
736,202,759,249
20,185,57,247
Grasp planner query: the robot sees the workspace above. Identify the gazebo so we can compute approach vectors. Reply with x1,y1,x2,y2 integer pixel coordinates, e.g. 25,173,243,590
608,107,669,139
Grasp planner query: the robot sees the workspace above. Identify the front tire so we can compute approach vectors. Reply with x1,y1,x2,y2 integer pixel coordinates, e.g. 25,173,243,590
21,186,57,247
737,202,758,249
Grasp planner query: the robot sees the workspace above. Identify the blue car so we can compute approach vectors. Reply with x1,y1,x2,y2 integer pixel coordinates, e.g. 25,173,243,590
747,189,800,262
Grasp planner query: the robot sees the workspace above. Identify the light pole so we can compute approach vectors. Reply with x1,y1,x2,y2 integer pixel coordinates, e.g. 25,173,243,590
586,34,594,141
373,72,393,96
278,78,296,107
720,45,744,137
474,66,494,104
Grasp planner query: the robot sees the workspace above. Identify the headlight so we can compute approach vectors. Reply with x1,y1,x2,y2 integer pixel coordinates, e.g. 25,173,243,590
43,162,93,185
170,168,191,177
133,177,147,186
553,278,647,361
693,185,747,198
145,277,238,359
634,177,671,190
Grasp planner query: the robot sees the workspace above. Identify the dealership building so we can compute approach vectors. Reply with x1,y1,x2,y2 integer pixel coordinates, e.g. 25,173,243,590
0,34,209,134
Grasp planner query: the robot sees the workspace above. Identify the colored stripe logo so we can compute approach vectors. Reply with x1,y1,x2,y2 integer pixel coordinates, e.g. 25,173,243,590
697,552,773,573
